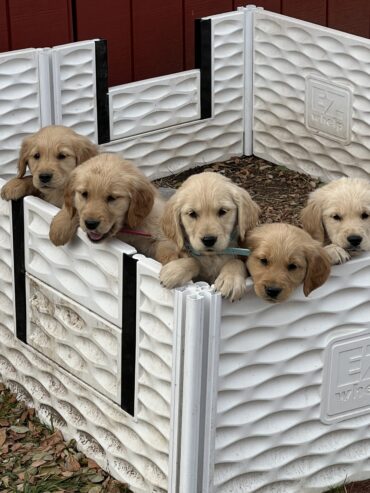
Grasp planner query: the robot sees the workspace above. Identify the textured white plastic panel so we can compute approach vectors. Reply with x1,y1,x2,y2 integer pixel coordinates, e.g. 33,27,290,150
52,41,98,142
0,48,42,178
27,275,122,404
212,253,370,492
109,70,200,140
24,196,136,327
253,10,370,181
0,179,15,336
0,254,176,492
104,11,245,179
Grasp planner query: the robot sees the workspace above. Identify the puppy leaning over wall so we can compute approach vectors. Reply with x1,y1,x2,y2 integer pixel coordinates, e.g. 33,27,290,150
301,177,370,265
49,153,179,264
1,125,98,207
159,172,260,302
246,223,331,303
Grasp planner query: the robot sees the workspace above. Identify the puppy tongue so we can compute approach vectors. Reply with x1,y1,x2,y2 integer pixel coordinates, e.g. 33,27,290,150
88,231,103,241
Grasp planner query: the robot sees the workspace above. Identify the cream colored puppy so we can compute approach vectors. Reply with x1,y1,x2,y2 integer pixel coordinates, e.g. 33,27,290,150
159,172,260,301
49,153,178,264
1,125,98,207
301,177,370,264
247,223,331,302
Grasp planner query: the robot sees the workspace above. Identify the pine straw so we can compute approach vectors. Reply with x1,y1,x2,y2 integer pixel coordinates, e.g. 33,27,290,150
0,384,130,493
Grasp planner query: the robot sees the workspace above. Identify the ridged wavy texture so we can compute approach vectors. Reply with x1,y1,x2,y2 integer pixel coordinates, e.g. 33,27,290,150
103,11,245,179
0,255,173,492
24,196,135,327
0,50,42,178
53,42,98,141
253,11,370,181
214,253,370,492
27,275,122,403
0,179,14,336
109,70,200,140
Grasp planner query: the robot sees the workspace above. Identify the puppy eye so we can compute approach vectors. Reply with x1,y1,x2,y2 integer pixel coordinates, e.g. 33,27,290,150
81,191,88,199
361,212,369,220
287,263,297,271
218,208,227,217
57,153,66,160
33,152,40,160
107,195,116,202
332,214,342,221
259,258,268,266
189,211,198,219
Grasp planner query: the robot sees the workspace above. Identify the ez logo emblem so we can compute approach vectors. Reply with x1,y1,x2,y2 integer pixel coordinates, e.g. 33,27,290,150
305,76,352,144
321,332,370,423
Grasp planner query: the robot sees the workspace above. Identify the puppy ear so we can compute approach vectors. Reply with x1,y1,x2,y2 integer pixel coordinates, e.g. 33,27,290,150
301,197,325,243
63,173,77,218
17,135,33,178
71,133,99,165
233,187,260,242
126,177,155,228
303,245,331,296
161,195,184,249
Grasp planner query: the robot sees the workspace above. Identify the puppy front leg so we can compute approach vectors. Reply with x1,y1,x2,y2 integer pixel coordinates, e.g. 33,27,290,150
214,259,247,302
1,176,40,201
324,244,351,265
49,208,79,246
160,257,200,289
154,239,182,265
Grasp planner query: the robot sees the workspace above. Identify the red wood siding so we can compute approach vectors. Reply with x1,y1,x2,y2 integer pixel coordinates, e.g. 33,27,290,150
0,0,9,52
0,1,369,85
74,0,132,87
8,0,72,50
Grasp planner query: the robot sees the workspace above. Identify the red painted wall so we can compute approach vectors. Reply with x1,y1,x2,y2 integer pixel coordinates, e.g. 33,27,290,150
1,1,369,86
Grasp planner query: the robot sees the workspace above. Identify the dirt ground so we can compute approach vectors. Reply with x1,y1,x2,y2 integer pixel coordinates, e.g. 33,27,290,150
154,154,321,225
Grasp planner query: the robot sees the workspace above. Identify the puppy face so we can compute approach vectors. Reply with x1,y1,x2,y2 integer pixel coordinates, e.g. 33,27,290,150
301,178,370,252
162,172,260,253
18,125,98,193
65,153,154,242
247,223,331,302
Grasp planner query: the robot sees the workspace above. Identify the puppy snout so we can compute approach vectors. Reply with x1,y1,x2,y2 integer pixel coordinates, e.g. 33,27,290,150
347,235,362,247
85,219,100,230
202,235,217,247
39,173,53,184
265,285,282,299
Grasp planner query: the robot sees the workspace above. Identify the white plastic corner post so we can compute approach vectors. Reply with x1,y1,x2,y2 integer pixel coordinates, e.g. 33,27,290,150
38,48,54,126
241,5,259,156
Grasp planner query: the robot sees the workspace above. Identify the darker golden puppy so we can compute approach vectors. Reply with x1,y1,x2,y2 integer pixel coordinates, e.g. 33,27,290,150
246,223,331,302
159,172,260,301
49,153,178,264
301,177,370,265
1,125,98,207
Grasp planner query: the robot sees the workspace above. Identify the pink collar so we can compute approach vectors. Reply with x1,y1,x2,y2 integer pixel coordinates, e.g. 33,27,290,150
120,227,152,238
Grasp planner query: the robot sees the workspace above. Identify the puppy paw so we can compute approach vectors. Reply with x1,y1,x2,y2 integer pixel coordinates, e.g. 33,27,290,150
159,258,199,289
324,244,351,265
1,178,29,201
49,210,78,246
214,272,246,302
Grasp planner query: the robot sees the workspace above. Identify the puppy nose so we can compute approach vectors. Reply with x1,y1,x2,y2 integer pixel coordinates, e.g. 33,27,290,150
202,235,217,247
85,219,100,230
347,235,362,247
265,286,282,299
39,173,52,183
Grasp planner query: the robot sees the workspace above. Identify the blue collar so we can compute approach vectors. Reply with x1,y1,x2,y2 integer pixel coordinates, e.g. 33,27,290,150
188,246,251,257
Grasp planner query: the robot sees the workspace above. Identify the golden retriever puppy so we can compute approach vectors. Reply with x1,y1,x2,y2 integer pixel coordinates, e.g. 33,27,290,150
159,172,260,302
1,125,98,207
301,177,370,265
246,223,331,303
49,153,178,264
